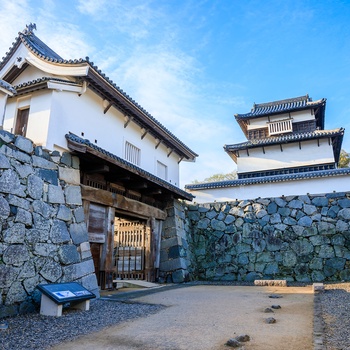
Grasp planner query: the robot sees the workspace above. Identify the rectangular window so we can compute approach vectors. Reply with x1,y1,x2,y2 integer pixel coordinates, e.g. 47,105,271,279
267,118,293,136
157,161,167,180
14,108,30,136
125,141,141,165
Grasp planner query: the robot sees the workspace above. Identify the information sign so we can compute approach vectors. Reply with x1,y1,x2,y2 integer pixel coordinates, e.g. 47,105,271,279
37,282,96,304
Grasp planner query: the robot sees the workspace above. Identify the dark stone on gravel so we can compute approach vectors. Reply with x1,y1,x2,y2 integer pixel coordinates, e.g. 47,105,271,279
264,307,274,313
265,317,277,324
271,304,281,309
226,338,242,347
235,334,250,342
269,294,283,298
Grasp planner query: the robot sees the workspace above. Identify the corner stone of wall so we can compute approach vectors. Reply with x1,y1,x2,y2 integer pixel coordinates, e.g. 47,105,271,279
159,200,192,283
0,131,98,318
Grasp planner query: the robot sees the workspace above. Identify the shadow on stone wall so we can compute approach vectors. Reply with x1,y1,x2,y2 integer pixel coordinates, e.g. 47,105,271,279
184,194,350,282
0,131,98,318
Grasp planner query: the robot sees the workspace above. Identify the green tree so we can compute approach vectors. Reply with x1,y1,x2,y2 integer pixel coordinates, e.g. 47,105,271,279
339,149,350,168
192,171,237,184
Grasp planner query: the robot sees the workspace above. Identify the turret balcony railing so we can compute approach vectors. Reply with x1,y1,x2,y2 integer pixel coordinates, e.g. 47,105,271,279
267,118,293,136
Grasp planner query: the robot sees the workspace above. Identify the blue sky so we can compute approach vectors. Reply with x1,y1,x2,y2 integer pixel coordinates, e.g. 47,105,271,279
0,0,349,187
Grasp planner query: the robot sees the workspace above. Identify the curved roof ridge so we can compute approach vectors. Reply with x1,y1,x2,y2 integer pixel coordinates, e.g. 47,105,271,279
236,94,326,119
185,168,350,190
0,24,197,159
0,79,16,94
224,128,344,151
254,94,309,109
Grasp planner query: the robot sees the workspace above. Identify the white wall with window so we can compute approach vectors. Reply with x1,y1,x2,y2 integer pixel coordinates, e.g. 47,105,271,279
2,67,181,186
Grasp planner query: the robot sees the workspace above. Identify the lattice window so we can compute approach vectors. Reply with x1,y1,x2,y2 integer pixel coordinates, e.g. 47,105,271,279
248,128,268,140
125,141,141,165
292,120,316,133
267,118,293,136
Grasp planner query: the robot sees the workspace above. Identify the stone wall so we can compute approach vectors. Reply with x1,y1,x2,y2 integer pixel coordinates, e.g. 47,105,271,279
158,200,193,283
185,193,350,282
0,131,98,318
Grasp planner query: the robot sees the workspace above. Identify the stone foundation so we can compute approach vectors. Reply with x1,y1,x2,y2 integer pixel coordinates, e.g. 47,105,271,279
185,193,350,282
0,131,98,318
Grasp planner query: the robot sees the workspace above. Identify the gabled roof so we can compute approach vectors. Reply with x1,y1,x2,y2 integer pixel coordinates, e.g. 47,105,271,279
185,167,350,191
66,133,194,201
0,24,198,162
224,128,344,163
235,95,326,138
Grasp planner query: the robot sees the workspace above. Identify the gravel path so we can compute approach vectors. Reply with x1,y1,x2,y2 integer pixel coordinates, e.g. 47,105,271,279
1,282,350,350
0,300,165,350
320,283,350,350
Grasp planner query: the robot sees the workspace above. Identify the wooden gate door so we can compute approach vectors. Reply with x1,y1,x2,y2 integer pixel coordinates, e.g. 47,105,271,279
114,219,149,280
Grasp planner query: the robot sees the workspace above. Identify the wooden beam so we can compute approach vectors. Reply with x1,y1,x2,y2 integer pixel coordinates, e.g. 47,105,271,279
141,128,148,140
124,115,133,128
81,185,167,220
155,139,161,149
177,156,184,164
84,165,110,173
128,182,148,189
103,102,113,114
167,149,174,157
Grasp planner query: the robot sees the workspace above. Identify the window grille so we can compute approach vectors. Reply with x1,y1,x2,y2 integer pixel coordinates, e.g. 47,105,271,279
125,141,141,165
248,128,268,140
267,118,293,136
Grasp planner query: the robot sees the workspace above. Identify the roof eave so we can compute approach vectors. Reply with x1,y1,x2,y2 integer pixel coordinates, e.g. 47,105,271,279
66,134,194,201
85,68,198,161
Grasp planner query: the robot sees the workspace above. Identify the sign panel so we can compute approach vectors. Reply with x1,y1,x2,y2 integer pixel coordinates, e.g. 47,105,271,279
37,282,96,304
88,232,105,243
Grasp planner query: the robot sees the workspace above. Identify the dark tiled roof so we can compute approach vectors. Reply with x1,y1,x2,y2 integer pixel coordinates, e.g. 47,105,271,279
224,128,344,152
0,79,16,94
65,133,193,200
235,94,326,119
0,24,197,160
185,168,350,190
13,77,81,90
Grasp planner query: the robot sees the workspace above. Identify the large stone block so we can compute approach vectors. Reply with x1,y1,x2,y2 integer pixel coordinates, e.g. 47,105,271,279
160,257,188,272
62,259,95,280
15,208,32,226
3,223,26,243
0,265,19,288
58,167,80,185
50,219,70,243
5,282,27,305
0,169,22,195
65,185,82,205
40,259,62,282
70,223,89,245
35,169,58,185
32,155,57,170
32,200,51,219
14,136,33,154
80,274,99,297
73,207,85,223
57,205,72,222
58,245,80,265
34,243,58,257
47,184,65,204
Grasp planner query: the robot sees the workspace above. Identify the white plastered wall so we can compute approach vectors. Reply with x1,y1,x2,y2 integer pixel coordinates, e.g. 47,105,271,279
187,175,350,203
247,110,314,131
3,83,180,185
237,139,334,174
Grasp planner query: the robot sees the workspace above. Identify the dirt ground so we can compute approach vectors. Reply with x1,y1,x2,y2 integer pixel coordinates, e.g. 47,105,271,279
51,285,314,350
